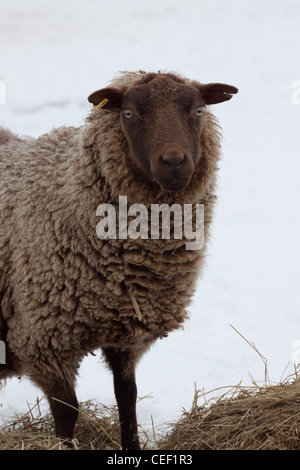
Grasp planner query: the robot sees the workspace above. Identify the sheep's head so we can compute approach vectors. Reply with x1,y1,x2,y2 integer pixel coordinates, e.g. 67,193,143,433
88,73,238,192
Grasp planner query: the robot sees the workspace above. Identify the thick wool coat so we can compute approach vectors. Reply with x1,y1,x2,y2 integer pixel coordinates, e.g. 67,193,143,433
0,72,221,388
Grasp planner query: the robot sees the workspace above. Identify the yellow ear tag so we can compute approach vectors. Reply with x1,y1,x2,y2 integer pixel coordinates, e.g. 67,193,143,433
93,98,109,110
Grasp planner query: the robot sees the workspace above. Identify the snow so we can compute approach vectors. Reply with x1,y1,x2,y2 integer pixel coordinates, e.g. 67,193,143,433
1,0,300,435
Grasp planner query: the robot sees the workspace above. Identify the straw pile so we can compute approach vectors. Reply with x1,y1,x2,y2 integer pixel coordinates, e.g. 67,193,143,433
157,329,300,450
158,375,300,450
0,399,124,450
2,324,300,452
1,375,300,450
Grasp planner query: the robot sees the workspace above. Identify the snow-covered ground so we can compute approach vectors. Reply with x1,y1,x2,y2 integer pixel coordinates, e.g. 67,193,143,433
1,0,300,435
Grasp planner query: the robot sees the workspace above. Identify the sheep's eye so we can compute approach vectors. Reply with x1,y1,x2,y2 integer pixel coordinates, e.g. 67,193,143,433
195,106,205,116
123,109,133,119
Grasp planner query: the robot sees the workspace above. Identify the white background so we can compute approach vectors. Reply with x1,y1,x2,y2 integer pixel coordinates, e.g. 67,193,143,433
0,0,300,438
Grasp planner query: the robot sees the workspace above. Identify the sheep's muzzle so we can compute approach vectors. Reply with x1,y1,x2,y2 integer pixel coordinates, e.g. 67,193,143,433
150,142,195,192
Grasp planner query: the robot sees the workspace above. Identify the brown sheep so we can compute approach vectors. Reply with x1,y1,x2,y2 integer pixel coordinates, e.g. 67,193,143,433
0,71,238,449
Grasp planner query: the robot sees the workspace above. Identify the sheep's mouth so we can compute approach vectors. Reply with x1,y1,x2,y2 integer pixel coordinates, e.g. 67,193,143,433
154,176,191,192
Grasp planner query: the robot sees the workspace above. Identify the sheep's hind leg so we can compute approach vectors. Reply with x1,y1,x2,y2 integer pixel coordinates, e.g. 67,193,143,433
48,381,79,444
102,347,140,450
30,372,79,446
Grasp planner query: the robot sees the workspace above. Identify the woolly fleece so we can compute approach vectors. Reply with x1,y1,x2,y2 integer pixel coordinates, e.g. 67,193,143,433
0,71,221,388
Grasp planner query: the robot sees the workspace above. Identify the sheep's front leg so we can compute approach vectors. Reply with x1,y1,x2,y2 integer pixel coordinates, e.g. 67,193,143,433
102,347,140,450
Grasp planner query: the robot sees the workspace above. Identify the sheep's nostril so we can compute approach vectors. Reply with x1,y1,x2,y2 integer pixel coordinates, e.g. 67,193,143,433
161,155,185,168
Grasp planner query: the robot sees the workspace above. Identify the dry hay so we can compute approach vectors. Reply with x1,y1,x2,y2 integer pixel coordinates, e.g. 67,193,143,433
1,326,300,450
157,327,300,450
0,398,124,450
2,376,300,450
158,373,300,450
0,394,156,450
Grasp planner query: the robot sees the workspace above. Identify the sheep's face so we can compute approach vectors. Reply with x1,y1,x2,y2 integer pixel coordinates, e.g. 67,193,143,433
88,74,238,192
120,81,204,192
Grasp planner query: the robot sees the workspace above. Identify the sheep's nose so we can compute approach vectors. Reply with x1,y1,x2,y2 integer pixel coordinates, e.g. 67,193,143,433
161,153,185,168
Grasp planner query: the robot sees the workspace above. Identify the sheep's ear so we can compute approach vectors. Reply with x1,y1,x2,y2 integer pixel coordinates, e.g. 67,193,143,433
87,87,123,109
199,83,238,105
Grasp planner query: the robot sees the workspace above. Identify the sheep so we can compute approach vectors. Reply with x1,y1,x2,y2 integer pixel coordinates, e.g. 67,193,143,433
0,71,238,449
